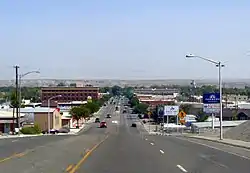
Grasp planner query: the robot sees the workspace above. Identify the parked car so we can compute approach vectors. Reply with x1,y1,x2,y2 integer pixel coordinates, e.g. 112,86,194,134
100,121,107,128
57,127,70,133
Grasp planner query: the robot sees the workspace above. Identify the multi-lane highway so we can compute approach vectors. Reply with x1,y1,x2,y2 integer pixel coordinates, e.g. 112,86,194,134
0,98,250,173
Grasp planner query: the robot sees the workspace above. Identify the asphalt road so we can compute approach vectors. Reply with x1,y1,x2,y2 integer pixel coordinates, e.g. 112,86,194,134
0,101,249,173
0,103,114,160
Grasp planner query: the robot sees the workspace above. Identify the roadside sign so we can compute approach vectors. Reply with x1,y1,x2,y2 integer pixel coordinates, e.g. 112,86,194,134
203,103,220,113
164,106,179,115
179,119,186,125
178,111,186,119
203,93,220,104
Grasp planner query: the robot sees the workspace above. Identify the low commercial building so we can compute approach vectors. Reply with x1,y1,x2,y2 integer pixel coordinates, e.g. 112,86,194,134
1,108,62,132
20,108,62,131
134,88,180,95
0,111,25,133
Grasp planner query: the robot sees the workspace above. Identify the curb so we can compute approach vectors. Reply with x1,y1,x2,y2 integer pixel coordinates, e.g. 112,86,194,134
183,135,250,150
0,134,43,140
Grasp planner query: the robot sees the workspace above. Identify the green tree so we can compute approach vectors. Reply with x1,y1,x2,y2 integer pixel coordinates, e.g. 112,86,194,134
111,85,122,96
179,104,192,114
130,97,139,107
10,91,19,108
69,106,86,128
69,83,76,87
84,101,100,114
195,110,208,122
57,82,66,86
81,106,91,119
123,87,134,99
133,103,149,114
99,87,111,93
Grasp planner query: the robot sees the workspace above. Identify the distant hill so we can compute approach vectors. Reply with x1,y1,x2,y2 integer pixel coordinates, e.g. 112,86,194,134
0,78,250,88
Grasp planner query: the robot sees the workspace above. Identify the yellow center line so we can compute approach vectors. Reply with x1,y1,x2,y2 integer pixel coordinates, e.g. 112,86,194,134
69,135,109,173
0,150,31,163
66,164,74,172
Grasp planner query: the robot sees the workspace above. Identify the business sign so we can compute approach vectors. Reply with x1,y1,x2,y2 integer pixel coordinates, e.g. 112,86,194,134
203,93,220,104
164,106,179,115
203,103,220,113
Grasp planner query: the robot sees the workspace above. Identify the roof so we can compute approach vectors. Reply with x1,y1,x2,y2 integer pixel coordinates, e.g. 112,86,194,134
58,101,87,105
41,87,99,90
0,111,25,118
1,108,56,113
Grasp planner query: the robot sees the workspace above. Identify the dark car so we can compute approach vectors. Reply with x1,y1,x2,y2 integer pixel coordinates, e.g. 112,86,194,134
122,110,127,113
106,114,112,118
57,127,70,133
95,118,100,123
100,121,107,128
131,123,137,127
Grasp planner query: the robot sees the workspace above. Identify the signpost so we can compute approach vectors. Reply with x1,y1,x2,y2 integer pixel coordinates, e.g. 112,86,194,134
178,111,186,125
164,106,179,132
203,93,220,129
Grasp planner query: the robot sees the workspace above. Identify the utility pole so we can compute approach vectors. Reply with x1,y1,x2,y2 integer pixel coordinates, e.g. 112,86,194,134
14,65,19,129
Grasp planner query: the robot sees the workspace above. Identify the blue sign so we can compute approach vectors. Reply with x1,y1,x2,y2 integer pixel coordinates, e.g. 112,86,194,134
203,93,220,104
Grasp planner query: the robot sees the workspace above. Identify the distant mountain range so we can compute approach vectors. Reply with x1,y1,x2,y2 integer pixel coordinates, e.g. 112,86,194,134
1,78,250,88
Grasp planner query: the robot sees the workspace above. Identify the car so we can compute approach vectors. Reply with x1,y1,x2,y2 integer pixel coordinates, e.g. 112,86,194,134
100,121,107,128
122,110,127,113
131,123,137,127
57,127,70,133
95,118,100,123
106,114,112,118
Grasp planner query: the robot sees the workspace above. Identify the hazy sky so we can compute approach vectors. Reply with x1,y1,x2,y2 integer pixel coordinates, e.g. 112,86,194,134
0,0,250,80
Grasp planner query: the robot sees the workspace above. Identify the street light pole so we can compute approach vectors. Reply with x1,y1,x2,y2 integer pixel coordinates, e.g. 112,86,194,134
47,95,62,134
18,71,40,129
218,62,223,140
186,54,224,140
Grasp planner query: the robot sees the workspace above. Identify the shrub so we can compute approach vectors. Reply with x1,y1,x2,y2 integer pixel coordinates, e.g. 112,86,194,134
20,124,42,134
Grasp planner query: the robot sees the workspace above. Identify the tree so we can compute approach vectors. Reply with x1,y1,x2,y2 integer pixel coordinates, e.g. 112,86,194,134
195,110,208,122
179,104,192,114
111,85,122,96
69,83,76,87
123,87,134,99
84,101,100,114
10,91,19,108
81,106,91,119
133,103,149,114
129,97,139,107
57,82,66,86
69,106,90,128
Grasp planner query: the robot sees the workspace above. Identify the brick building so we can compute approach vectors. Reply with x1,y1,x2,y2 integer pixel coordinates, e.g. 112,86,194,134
41,87,99,102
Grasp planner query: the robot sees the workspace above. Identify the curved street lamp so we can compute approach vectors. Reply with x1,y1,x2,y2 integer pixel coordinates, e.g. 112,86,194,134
186,54,225,140
18,70,40,128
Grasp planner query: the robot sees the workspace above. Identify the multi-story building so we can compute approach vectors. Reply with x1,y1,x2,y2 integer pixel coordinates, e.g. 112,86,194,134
41,87,99,102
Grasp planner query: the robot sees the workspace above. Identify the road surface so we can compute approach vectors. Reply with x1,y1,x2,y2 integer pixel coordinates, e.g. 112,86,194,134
0,104,249,172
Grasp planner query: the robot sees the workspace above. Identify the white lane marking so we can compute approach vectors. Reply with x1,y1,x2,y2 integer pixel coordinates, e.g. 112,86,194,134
150,142,154,145
12,140,18,142
177,137,250,160
177,165,188,172
160,150,164,154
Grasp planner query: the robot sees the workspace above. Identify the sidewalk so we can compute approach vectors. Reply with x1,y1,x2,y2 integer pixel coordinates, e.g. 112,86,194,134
184,134,250,150
141,121,250,150
0,134,43,139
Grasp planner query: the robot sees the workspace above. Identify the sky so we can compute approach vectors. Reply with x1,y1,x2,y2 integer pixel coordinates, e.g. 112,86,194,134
0,0,250,80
